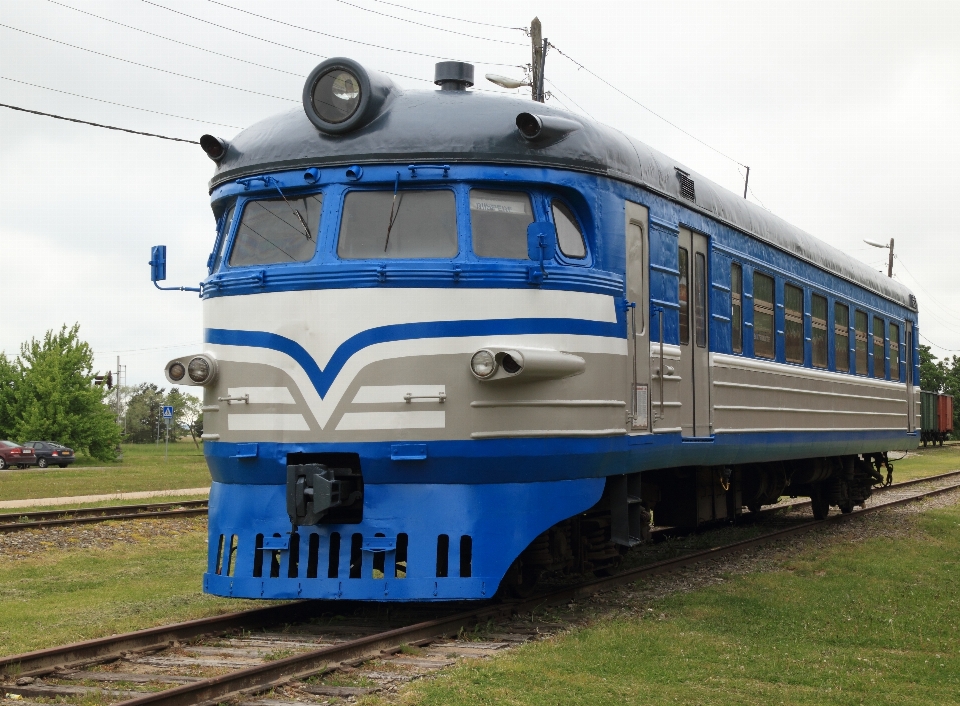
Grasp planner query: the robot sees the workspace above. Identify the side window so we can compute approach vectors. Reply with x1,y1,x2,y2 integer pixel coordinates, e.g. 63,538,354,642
731,263,743,353
784,283,804,364
210,203,235,273
753,272,775,359
835,303,850,372
551,201,586,258
811,294,828,369
678,247,690,345
873,316,885,379
230,194,322,267
694,252,707,348
854,310,869,376
338,190,457,259
470,190,533,259
890,322,901,382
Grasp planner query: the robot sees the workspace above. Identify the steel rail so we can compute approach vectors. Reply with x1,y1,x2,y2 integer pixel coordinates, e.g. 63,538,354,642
3,476,959,706
0,501,208,533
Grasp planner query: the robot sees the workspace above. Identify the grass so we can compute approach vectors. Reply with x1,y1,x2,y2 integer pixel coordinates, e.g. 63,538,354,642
0,519,269,657
893,440,960,480
0,442,210,502
386,504,960,706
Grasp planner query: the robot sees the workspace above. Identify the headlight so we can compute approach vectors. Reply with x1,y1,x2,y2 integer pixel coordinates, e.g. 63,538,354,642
168,361,185,382
188,356,211,383
312,69,361,123
470,350,497,379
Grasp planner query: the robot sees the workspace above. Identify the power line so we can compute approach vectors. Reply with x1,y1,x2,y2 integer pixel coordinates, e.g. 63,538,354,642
0,76,241,129
0,103,199,143
366,0,524,30
919,332,960,354
47,0,302,77
544,78,595,120
893,254,960,323
331,0,526,46
548,42,748,169
204,0,524,68
0,23,296,102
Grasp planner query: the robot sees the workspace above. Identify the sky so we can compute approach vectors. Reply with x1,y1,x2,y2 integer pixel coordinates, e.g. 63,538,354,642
1,0,958,387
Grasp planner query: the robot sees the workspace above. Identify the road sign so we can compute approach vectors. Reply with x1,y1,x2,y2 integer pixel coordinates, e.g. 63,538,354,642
162,406,174,419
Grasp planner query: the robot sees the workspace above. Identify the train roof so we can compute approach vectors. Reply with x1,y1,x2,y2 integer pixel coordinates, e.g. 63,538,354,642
208,67,915,311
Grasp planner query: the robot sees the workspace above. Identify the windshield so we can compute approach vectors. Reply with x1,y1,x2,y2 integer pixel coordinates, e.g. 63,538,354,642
338,190,457,259
470,190,533,259
229,194,322,267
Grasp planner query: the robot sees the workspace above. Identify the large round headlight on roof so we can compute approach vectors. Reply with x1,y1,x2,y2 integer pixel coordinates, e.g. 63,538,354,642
302,57,396,135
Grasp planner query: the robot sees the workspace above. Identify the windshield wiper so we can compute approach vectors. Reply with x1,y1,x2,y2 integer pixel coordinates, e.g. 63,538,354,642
384,171,402,252
237,176,311,240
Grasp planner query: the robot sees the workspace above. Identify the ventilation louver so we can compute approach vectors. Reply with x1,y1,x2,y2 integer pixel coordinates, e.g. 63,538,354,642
675,168,696,201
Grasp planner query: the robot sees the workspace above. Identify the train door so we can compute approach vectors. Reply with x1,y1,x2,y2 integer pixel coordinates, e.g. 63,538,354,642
906,321,916,432
625,201,650,433
678,228,711,437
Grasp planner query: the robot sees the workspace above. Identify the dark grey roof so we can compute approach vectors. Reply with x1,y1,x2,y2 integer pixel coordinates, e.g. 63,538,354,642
210,85,915,310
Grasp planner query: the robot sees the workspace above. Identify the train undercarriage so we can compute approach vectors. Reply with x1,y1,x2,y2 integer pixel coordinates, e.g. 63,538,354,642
502,452,894,596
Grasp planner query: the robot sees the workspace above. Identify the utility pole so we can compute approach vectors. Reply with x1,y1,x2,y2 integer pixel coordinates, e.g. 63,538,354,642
887,237,895,278
530,17,547,102
742,166,750,199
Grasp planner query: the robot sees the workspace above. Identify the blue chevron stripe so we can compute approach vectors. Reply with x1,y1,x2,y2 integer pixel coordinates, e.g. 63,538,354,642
205,317,623,399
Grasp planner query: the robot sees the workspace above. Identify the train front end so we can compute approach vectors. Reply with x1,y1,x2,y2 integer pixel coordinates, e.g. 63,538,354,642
166,59,632,601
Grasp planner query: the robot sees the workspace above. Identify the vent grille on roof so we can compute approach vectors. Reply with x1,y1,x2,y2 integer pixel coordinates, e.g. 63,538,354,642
675,168,696,201
909,294,918,311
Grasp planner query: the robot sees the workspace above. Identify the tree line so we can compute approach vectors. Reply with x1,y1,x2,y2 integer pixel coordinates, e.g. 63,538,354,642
919,344,960,433
0,325,201,461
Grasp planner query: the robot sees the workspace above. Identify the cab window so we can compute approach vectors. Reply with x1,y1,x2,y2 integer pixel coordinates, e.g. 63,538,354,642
470,190,533,259
338,190,457,259
229,194,322,267
210,203,235,273
551,201,586,258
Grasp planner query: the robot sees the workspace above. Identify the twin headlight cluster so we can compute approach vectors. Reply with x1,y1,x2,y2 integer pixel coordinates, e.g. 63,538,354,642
469,348,586,382
165,354,218,387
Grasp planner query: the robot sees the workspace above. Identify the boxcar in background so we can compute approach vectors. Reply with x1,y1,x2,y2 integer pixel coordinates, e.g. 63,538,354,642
921,391,954,446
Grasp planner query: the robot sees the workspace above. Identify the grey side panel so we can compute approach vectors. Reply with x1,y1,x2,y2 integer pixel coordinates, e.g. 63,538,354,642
625,201,650,435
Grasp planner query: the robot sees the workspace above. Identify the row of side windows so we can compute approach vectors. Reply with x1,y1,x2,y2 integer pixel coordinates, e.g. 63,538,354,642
729,263,907,382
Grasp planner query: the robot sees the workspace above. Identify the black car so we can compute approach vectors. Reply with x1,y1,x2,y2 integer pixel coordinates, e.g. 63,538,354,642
22,441,76,468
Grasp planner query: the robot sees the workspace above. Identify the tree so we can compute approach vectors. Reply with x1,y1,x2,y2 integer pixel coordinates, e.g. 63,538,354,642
919,344,946,393
10,324,121,460
163,388,201,441
0,354,16,438
124,383,166,444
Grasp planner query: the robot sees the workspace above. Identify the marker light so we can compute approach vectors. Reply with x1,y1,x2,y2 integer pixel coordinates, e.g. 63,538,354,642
168,361,186,382
470,350,497,379
187,356,211,384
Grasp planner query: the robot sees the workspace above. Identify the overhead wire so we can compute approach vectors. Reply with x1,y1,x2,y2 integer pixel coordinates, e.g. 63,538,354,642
543,78,595,120
331,0,526,46
0,103,199,143
0,76,241,129
46,0,302,77
893,254,960,322
365,0,525,30
0,23,296,102
919,332,960,354
204,0,524,68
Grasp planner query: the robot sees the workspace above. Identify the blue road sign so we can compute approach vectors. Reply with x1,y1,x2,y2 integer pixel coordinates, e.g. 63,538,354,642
162,406,174,419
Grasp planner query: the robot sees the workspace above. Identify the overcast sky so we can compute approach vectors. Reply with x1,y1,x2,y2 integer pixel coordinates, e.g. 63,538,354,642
1,0,958,387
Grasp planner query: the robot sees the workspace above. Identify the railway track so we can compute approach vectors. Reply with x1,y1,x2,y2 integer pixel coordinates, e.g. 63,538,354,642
2,471,959,706
0,500,208,533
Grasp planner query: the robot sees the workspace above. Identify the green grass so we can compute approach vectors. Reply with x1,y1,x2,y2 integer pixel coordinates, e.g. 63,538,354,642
0,442,210,502
0,519,269,657
389,505,960,706
894,441,960,480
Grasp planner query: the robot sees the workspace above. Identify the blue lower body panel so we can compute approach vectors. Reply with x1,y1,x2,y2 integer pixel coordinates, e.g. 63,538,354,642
204,477,605,601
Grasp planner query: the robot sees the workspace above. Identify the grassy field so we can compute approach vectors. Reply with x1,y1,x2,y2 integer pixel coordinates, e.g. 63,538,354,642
0,518,264,657
389,503,960,706
893,441,960,480
0,442,210,502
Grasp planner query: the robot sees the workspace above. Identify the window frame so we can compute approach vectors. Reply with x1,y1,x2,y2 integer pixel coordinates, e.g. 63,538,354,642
890,322,901,382
834,302,850,373
467,187,536,260
811,292,828,369
730,263,743,354
854,309,869,376
225,192,324,268
783,282,805,365
549,197,588,261
678,246,690,346
872,315,886,380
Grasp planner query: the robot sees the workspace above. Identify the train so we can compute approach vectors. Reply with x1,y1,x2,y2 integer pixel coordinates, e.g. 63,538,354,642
152,58,921,601
920,390,953,446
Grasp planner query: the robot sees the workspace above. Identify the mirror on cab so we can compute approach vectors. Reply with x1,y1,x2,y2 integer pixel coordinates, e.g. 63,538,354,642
150,245,167,283
526,222,557,262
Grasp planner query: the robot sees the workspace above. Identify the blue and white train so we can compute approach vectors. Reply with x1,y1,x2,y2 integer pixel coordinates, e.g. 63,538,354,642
155,58,920,601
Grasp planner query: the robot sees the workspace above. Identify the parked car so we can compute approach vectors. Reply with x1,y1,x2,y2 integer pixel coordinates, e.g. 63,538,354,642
0,441,36,469
22,441,76,468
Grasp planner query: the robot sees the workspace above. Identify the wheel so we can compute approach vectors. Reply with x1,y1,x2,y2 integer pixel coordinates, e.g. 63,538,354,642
500,558,540,599
37,457,48,469
747,501,762,514
0,457,6,470
839,501,854,514
811,492,830,520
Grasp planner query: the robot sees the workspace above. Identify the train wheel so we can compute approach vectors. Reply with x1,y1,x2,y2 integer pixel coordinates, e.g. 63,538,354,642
501,558,540,599
839,501,854,514
747,501,762,514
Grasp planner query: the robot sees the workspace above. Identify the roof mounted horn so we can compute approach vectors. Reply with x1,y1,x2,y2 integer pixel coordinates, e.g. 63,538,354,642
302,57,396,135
